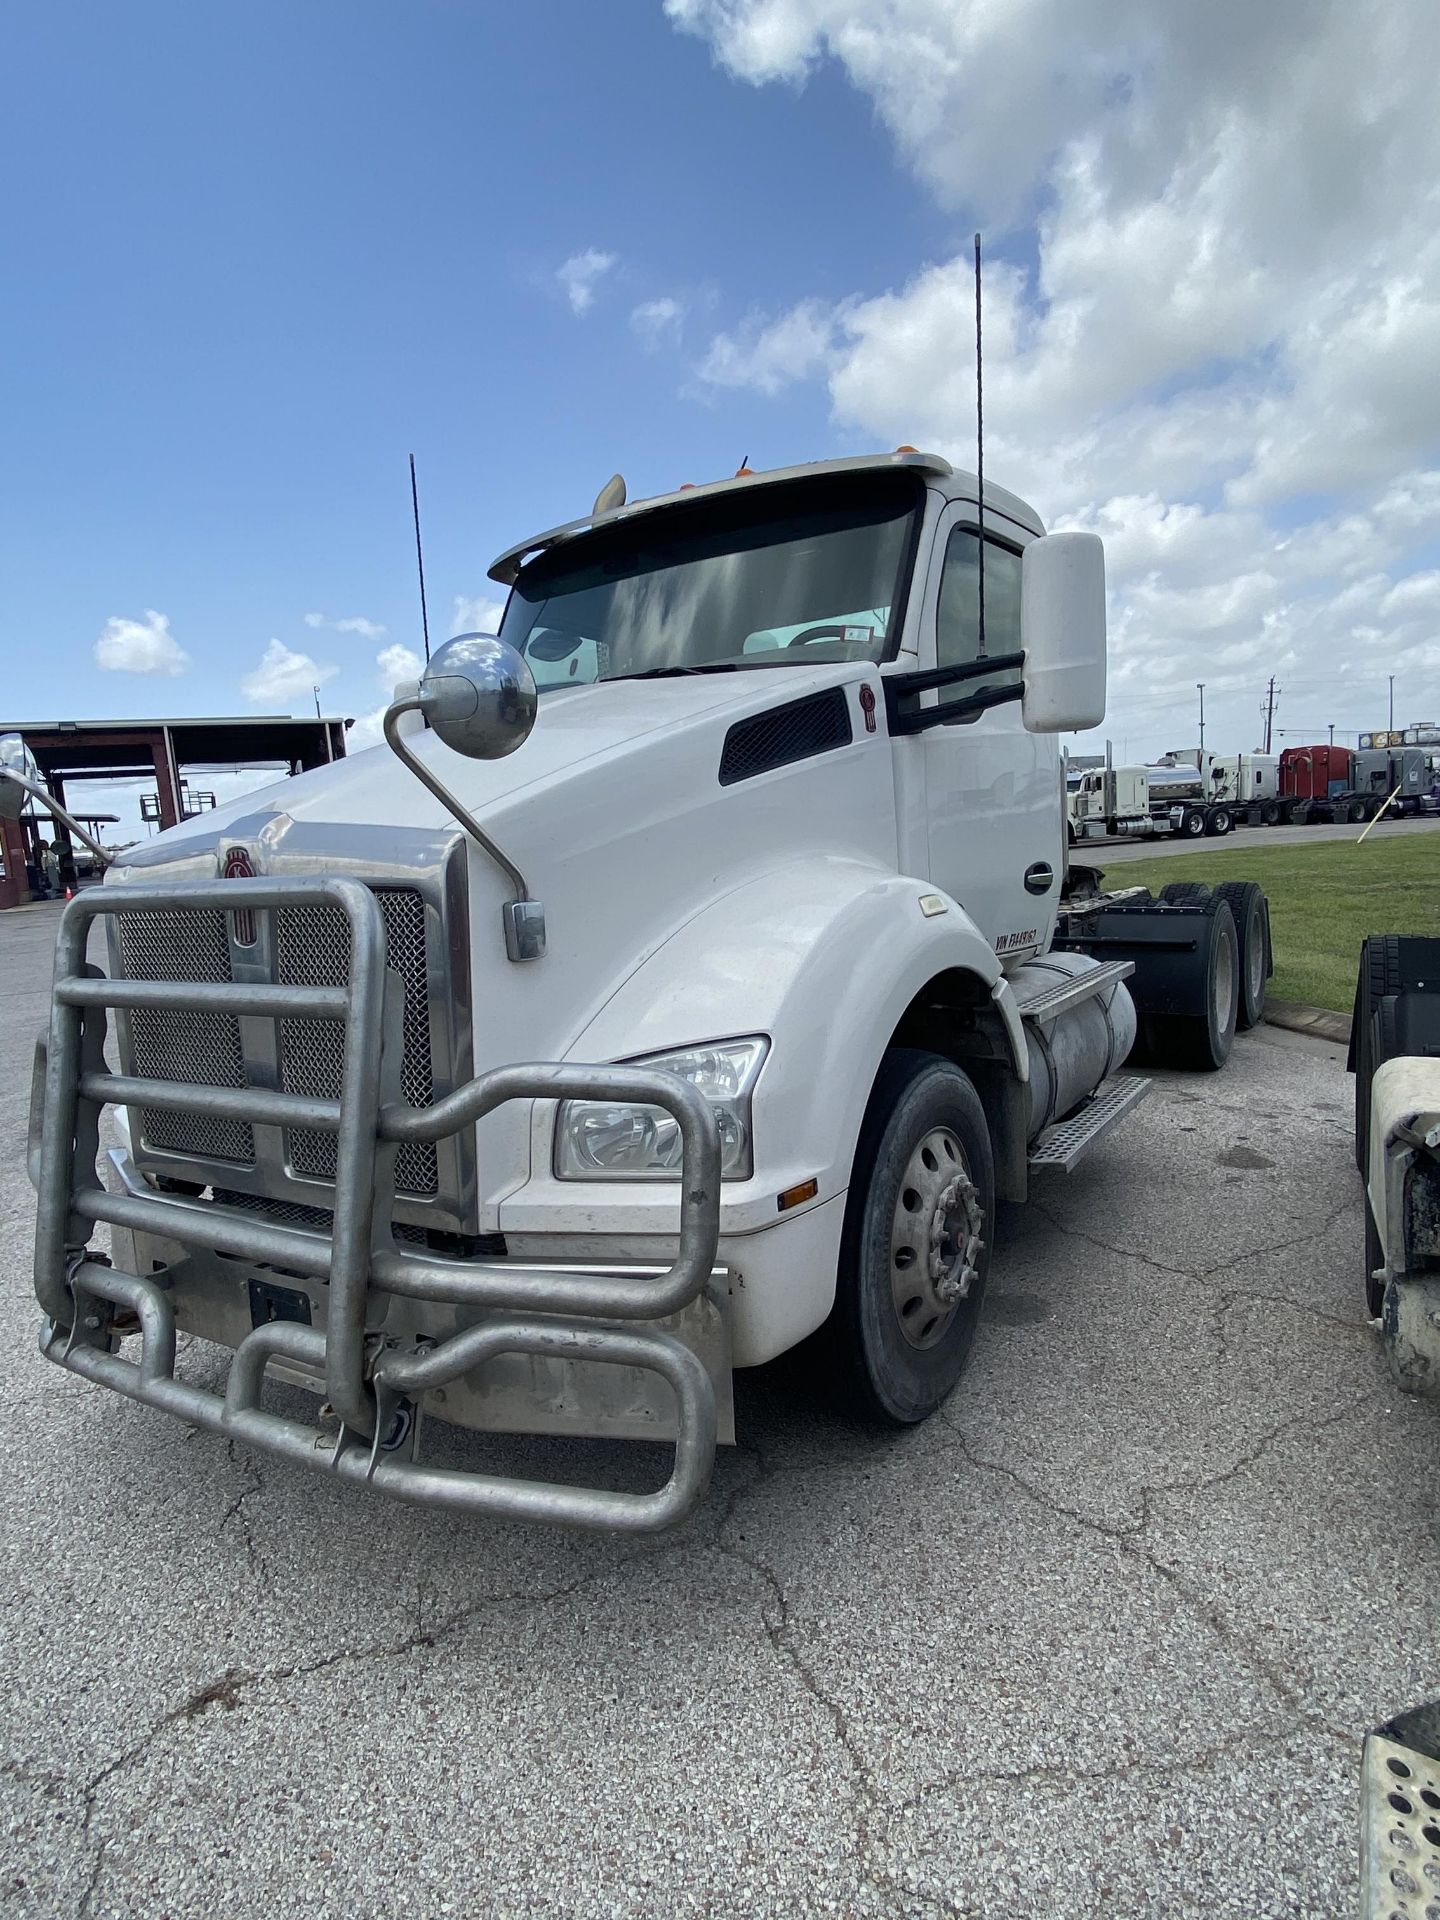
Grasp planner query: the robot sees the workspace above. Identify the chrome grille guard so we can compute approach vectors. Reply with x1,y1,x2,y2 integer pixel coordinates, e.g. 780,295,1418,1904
31,876,722,1534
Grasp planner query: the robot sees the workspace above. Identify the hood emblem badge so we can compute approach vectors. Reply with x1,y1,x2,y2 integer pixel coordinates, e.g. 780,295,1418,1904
222,846,257,946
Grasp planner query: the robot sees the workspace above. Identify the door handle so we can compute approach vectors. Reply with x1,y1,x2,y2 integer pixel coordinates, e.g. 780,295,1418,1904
1024,861,1055,895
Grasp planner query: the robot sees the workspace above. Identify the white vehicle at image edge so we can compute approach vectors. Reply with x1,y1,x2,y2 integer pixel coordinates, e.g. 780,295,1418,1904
11,450,1269,1533
1348,935,1440,1920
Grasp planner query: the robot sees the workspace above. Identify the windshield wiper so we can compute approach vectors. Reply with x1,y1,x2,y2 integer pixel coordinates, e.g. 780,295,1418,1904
608,664,742,682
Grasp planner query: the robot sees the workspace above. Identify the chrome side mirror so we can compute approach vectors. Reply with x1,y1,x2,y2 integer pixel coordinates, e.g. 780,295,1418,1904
418,634,537,761
381,637,546,962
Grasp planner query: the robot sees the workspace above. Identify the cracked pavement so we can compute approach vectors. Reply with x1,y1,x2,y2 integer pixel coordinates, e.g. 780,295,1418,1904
3,902,1438,1917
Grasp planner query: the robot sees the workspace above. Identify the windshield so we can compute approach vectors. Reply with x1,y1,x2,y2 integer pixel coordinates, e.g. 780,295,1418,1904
500,472,920,690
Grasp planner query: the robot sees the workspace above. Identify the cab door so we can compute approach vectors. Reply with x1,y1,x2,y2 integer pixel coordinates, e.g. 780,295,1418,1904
908,504,1062,960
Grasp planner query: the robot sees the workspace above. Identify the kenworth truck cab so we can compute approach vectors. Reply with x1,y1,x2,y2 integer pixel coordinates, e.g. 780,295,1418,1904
15,451,1263,1533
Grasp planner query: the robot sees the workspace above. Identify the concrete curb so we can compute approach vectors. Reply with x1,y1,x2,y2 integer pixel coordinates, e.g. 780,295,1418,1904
1264,998,1352,1045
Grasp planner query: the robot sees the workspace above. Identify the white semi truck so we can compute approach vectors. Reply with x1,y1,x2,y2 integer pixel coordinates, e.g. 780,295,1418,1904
13,451,1268,1533
1066,755,1239,840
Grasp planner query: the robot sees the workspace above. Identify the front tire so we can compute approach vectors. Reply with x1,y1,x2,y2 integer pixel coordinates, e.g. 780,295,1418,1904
831,1050,994,1426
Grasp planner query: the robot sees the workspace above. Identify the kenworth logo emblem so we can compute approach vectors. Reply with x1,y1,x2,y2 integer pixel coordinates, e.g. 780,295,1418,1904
222,846,256,945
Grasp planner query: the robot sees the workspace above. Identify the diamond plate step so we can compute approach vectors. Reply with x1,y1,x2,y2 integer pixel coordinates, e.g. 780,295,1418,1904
1361,1726,1440,1919
1027,1075,1151,1172
1015,958,1134,1025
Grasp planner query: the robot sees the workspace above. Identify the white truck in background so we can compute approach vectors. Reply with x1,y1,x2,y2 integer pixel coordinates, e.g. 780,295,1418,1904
1066,753,1240,840
11,449,1269,1534
1206,752,1282,819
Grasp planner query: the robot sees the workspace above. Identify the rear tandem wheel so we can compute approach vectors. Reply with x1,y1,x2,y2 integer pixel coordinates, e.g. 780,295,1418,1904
1140,899,1241,1071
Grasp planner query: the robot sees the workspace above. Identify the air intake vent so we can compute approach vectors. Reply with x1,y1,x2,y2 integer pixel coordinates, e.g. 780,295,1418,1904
718,687,853,786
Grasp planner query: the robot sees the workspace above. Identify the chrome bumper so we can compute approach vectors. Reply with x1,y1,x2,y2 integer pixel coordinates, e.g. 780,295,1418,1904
30,876,723,1534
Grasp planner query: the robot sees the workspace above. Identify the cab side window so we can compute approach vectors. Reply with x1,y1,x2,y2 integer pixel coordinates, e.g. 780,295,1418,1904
935,529,1023,720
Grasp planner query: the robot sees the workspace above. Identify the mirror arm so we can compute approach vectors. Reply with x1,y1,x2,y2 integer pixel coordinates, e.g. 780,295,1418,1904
382,698,545,963
0,769,114,868
885,674,1024,738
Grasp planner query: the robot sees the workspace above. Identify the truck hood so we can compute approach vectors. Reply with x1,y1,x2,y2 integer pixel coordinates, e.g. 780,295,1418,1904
128,671,806,849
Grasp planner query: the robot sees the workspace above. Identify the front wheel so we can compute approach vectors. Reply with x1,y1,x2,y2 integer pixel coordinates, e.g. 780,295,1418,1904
830,1050,994,1426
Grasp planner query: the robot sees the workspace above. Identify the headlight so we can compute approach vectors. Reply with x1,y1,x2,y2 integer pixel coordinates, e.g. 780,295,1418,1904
555,1037,769,1181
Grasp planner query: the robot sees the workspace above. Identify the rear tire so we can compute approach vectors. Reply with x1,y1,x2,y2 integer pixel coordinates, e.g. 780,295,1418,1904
1347,799,1366,823
1211,880,1269,1030
1181,808,1206,838
1160,881,1211,907
1261,801,1280,826
831,1050,994,1426
1143,900,1240,1071
1351,937,1403,1170
1207,807,1233,836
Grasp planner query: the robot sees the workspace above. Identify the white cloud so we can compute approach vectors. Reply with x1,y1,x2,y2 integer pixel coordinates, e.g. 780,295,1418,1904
376,641,425,690
451,594,507,636
674,0,1440,752
631,296,685,349
700,299,840,395
241,638,339,705
557,248,617,316
94,609,189,677
303,612,387,638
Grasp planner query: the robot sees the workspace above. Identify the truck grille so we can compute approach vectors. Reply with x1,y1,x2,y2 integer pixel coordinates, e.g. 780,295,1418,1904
114,907,254,1164
114,887,438,1195
275,889,437,1195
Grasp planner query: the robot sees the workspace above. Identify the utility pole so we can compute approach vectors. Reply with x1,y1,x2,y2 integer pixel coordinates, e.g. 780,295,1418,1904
1262,677,1278,755
1197,682,1205,756
1389,674,1395,731
1328,722,1335,748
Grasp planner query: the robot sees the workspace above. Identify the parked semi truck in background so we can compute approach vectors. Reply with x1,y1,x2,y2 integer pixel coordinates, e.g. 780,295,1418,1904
1272,743,1421,823
11,450,1268,1534
1066,756,1239,840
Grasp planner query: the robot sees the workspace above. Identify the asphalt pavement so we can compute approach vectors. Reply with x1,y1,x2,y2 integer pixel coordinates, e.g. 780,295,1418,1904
1086,812,1439,861
3,899,1438,1919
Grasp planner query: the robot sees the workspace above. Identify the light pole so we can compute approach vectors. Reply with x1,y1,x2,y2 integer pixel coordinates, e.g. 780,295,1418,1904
1197,683,1205,757
1328,722,1335,748
1389,674,1395,731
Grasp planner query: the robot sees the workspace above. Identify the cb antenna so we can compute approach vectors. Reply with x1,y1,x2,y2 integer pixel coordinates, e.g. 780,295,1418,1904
974,231,986,659
409,451,432,664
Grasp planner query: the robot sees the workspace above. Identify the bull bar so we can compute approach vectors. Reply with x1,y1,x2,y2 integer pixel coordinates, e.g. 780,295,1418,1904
30,876,723,1533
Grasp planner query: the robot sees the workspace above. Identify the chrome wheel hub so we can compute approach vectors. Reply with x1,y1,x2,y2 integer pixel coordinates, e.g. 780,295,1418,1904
889,1126,985,1350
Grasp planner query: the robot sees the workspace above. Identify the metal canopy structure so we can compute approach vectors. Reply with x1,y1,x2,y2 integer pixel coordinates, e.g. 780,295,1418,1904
0,713,351,908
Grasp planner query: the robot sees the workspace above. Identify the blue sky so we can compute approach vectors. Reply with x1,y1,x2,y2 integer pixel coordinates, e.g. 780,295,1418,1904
3,1,1438,832
2,4,936,749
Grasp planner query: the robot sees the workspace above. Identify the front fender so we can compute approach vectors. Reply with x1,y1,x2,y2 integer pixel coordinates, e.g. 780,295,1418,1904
567,856,1003,1226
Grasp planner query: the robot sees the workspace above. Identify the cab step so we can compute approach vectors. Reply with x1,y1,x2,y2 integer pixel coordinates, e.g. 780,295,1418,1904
1016,958,1134,1025
1027,1074,1151,1172
1361,1712,1440,1920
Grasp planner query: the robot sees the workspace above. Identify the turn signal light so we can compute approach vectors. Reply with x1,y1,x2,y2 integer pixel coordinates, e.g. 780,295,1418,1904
777,1177,819,1213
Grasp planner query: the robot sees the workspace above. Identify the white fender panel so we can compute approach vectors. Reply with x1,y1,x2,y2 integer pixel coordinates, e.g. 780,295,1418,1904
1367,1057,1440,1279
497,857,1004,1356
